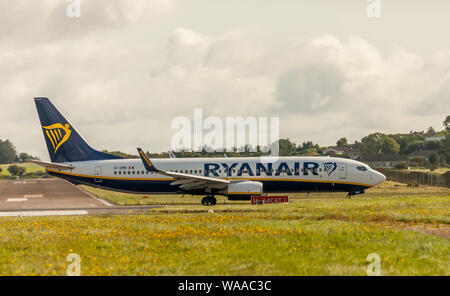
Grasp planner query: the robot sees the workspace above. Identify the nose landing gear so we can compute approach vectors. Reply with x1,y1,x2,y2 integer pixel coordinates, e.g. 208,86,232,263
201,195,217,206
348,189,365,198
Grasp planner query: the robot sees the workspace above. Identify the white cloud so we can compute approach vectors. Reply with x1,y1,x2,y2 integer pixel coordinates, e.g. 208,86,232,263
0,8,449,160
0,0,173,46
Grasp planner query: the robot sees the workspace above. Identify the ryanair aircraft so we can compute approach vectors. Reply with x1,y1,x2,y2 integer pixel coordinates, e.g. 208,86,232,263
33,97,386,206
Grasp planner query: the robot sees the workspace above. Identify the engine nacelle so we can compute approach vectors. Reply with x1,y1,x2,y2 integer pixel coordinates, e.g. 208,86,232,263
224,181,263,200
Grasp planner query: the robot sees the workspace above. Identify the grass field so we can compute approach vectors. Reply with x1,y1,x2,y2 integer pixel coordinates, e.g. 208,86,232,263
0,162,44,178
408,167,450,174
0,181,448,276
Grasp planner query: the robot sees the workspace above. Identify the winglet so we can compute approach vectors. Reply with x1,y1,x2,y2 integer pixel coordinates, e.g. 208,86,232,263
137,148,160,172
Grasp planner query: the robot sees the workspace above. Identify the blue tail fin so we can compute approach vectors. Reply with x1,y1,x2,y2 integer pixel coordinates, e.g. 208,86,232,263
34,97,121,163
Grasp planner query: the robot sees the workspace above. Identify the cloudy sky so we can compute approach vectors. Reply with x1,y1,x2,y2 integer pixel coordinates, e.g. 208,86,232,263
1,0,449,160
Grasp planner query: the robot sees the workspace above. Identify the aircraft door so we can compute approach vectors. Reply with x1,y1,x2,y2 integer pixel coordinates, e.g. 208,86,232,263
338,163,347,179
94,166,102,183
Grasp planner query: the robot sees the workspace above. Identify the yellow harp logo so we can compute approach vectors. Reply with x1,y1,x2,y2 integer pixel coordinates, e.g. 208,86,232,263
42,123,72,153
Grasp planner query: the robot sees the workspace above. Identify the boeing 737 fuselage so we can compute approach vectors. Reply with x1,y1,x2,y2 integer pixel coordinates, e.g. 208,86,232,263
33,97,386,205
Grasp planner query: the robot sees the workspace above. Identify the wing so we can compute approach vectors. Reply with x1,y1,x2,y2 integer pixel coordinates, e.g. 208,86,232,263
137,148,229,192
29,160,74,170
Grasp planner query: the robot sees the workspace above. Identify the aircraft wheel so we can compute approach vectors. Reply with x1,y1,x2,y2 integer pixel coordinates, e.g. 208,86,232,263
201,196,216,206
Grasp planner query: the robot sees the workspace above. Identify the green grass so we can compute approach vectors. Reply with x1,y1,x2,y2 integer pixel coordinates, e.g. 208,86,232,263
0,162,45,178
407,167,450,174
81,180,450,206
0,181,448,276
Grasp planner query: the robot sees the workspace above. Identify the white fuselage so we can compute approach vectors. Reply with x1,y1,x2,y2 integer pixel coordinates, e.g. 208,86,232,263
47,156,386,195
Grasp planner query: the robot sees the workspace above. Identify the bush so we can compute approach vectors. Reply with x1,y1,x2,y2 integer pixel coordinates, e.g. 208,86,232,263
7,165,26,177
428,152,439,165
394,163,407,169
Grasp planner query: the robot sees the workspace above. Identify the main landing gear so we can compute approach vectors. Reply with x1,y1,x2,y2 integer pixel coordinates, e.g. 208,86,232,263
201,195,217,206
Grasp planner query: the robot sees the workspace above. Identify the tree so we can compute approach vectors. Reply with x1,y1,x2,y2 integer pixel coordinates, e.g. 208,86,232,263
391,133,425,155
428,153,438,165
444,115,450,131
278,138,297,156
7,165,26,177
361,133,400,157
295,141,320,155
440,133,450,165
403,140,424,155
0,139,17,163
427,126,436,134
380,136,401,154
336,137,348,147
18,152,38,162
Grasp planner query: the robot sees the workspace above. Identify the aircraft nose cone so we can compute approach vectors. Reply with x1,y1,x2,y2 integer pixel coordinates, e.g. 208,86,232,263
373,171,386,185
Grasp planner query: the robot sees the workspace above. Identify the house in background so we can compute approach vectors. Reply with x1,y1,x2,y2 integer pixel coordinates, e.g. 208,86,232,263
408,149,440,162
361,154,408,168
323,143,361,160
424,135,445,142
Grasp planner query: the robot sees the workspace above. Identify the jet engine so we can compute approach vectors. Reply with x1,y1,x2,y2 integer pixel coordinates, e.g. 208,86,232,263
224,181,263,200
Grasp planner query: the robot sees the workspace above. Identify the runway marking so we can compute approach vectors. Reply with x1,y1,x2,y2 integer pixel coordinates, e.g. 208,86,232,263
13,181,37,185
94,197,113,207
77,187,113,207
24,194,43,198
7,198,28,202
0,210,89,217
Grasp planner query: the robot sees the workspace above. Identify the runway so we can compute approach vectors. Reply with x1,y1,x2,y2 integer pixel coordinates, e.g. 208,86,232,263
0,179,164,217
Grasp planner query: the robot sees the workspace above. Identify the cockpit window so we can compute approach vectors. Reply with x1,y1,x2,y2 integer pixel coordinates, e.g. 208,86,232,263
356,166,368,171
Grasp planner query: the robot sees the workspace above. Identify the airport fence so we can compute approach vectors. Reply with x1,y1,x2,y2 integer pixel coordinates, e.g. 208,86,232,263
383,169,450,188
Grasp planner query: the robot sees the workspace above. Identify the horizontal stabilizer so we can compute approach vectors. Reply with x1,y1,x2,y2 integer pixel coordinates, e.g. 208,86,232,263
29,160,74,170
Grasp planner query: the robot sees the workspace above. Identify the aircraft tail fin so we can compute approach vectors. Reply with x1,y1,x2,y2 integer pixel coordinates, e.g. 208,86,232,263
34,97,122,163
